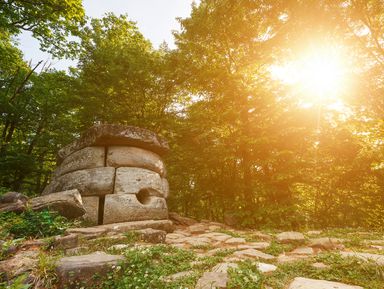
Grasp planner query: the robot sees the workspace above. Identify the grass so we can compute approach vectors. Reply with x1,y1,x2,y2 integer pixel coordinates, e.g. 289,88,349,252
264,252,384,289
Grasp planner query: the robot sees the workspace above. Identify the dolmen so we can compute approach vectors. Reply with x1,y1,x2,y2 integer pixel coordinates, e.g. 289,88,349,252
43,124,170,225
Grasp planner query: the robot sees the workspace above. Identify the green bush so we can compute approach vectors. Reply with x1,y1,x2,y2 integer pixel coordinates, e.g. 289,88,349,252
0,209,71,239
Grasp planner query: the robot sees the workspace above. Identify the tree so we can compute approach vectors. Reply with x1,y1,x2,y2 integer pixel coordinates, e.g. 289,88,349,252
0,0,85,57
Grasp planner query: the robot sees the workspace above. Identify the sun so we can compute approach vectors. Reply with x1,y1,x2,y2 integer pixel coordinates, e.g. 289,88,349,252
271,44,349,104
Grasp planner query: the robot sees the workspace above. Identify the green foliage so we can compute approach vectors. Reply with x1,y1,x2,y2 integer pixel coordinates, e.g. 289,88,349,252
228,261,263,289
264,241,294,257
264,252,384,289
101,245,197,289
0,0,85,57
0,209,71,239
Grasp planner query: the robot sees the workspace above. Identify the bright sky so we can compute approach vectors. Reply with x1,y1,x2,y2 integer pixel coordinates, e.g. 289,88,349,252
16,0,196,71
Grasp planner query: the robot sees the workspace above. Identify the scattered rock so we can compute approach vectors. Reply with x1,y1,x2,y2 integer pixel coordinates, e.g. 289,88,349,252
163,270,194,282
290,246,315,255
287,277,363,289
169,212,197,226
195,272,228,289
277,254,311,263
0,200,26,213
312,262,330,269
257,262,277,273
136,228,166,243
0,192,28,204
251,231,272,241
188,224,207,234
212,262,238,273
225,237,246,245
108,244,130,251
55,252,124,288
276,231,305,243
237,242,270,250
340,251,384,265
309,237,344,250
53,234,79,250
233,249,275,260
0,250,39,279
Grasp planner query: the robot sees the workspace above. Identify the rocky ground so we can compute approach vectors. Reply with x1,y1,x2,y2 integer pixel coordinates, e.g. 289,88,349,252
1,216,383,288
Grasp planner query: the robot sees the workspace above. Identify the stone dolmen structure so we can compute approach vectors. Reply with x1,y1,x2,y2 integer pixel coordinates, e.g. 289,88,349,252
43,124,170,225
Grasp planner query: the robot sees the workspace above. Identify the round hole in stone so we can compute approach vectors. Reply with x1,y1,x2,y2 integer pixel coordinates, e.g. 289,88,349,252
136,188,152,205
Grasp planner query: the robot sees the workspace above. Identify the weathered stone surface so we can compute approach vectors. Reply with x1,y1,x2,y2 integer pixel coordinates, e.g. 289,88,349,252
103,194,168,224
188,224,207,234
114,167,167,197
287,277,363,289
290,246,315,255
233,249,275,260
340,251,384,265
195,272,228,289
169,212,198,226
312,262,330,269
309,237,344,250
225,237,246,245
276,231,305,243
107,146,166,177
42,167,115,196
163,270,194,282
66,227,107,238
0,192,28,204
56,252,124,288
212,262,238,273
57,124,169,163
257,263,277,273
136,228,166,243
54,234,79,250
54,146,105,178
237,242,270,250
98,219,174,233
29,189,85,219
82,196,99,225
0,250,39,279
0,200,26,213
277,254,311,263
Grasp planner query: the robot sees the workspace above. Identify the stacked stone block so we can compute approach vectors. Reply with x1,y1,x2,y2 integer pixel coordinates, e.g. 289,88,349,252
43,125,169,225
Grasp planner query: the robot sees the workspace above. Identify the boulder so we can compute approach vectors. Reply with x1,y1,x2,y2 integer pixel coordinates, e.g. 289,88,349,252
0,192,28,204
42,167,115,196
287,277,363,289
29,189,85,219
107,146,166,177
0,200,26,213
276,231,305,243
53,146,105,178
103,194,168,224
55,252,124,288
114,167,168,197
57,124,169,163
53,234,79,250
195,272,228,289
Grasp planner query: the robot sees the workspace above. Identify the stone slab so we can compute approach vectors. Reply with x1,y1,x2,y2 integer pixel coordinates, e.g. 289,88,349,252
103,194,168,224
276,231,305,243
340,251,384,265
99,219,174,233
107,146,166,177
54,146,105,178
29,189,85,219
287,277,363,289
56,252,124,288
195,272,228,289
114,167,168,197
42,167,115,196
82,196,99,225
57,124,169,163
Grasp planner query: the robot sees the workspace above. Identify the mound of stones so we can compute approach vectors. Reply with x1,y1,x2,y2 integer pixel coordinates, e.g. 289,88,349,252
43,124,170,225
